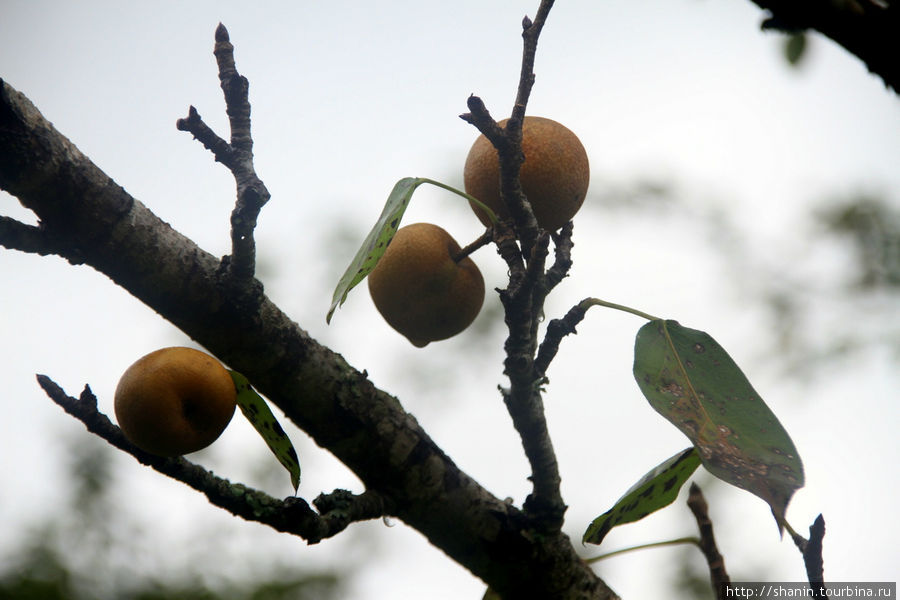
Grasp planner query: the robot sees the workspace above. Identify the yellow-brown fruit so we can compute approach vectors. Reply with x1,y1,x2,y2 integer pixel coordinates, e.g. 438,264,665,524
114,347,237,457
368,223,485,347
464,116,590,231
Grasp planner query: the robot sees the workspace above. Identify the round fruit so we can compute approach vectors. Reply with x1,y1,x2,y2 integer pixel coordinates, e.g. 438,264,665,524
114,347,237,457
368,223,485,347
464,116,590,231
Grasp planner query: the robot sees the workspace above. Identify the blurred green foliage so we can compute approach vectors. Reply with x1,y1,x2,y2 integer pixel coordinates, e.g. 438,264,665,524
0,436,343,600
818,195,900,289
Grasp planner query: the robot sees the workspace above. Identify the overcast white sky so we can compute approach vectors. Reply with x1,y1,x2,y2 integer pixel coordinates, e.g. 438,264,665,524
1,1,898,598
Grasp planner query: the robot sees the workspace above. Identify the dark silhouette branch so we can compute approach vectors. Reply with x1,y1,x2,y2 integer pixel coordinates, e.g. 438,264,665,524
459,0,570,534
176,105,235,166
36,374,386,544
687,483,731,599
534,297,592,379
175,23,270,282
544,221,575,293
803,515,826,594
788,514,827,598
750,0,900,91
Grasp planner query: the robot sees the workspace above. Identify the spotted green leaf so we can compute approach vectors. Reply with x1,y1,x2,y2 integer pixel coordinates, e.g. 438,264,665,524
583,447,701,545
229,370,300,493
326,177,421,323
633,320,804,530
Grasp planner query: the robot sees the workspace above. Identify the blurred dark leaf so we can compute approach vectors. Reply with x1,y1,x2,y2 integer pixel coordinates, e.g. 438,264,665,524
784,33,807,66
818,196,900,289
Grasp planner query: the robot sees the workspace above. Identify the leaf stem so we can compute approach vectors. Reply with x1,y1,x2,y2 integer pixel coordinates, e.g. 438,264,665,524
582,297,660,322
416,177,499,225
584,537,700,564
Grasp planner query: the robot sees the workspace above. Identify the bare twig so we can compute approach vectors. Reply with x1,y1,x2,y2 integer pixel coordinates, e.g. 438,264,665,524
176,23,270,281
459,0,567,531
803,515,826,593
534,297,592,378
789,514,827,598
176,105,235,167
544,221,574,292
36,374,388,544
687,483,730,599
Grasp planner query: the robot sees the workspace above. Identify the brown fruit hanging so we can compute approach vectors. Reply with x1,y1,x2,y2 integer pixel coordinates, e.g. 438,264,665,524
368,223,485,347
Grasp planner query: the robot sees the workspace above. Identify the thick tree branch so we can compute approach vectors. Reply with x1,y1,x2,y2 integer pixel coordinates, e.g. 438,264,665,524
0,79,617,600
36,375,386,544
749,0,900,91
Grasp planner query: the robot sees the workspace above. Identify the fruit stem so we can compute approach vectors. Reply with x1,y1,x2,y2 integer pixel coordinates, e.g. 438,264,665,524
452,228,493,263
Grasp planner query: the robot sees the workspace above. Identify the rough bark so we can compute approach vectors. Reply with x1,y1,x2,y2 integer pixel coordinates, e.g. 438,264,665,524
0,79,618,599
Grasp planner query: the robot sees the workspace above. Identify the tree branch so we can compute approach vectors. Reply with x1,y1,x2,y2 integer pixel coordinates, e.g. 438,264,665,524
0,215,58,255
534,297,591,379
788,514,827,598
687,483,731,600
749,0,900,92
176,24,270,282
544,221,575,293
176,105,235,167
0,78,617,599
460,0,569,533
36,374,386,544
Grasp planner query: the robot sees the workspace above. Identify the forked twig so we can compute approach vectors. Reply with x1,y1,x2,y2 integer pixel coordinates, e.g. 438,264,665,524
176,24,270,282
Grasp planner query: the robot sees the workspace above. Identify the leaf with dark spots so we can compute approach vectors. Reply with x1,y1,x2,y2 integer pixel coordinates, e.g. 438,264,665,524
229,370,300,493
583,447,701,545
633,320,804,531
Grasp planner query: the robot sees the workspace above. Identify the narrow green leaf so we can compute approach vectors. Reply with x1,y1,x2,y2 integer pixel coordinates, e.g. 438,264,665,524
326,177,421,323
229,370,301,493
583,447,701,546
633,320,804,530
